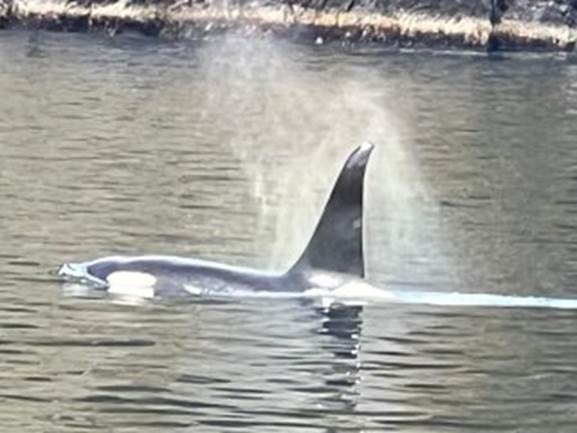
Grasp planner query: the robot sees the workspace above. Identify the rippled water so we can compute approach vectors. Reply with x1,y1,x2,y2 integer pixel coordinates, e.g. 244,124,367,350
3,29,577,431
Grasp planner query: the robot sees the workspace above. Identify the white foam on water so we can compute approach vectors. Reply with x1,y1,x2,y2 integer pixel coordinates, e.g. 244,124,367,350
206,282,577,310
304,281,577,310
394,290,577,310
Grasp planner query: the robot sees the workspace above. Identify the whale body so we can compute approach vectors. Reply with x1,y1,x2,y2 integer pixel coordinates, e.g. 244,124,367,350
58,143,374,298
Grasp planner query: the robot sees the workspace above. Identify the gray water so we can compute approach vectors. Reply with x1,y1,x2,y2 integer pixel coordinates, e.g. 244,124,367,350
2,29,577,432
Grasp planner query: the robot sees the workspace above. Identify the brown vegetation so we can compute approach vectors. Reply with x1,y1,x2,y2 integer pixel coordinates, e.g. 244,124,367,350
0,0,575,51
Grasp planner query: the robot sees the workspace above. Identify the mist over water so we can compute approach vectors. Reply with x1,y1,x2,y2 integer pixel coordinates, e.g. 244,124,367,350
192,36,454,287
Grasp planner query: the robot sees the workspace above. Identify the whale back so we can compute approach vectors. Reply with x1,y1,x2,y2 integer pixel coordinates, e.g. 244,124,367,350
289,143,374,279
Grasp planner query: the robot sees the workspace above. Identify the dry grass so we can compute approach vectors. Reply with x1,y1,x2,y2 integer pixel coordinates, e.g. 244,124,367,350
396,12,490,45
169,5,492,45
495,18,577,49
2,0,576,50
12,0,87,17
91,0,158,21
12,0,158,21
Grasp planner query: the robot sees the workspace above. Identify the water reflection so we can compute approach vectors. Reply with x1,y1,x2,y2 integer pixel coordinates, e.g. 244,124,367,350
315,305,362,417
3,297,366,432
24,31,46,59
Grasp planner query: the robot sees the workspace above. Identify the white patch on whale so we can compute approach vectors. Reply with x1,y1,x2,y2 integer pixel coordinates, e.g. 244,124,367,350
107,271,156,298
183,284,204,296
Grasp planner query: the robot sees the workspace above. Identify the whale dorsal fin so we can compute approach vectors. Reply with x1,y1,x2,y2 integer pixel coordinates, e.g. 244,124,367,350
290,143,374,278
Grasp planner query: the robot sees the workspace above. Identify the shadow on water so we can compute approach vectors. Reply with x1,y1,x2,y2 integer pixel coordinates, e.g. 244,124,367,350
314,304,363,413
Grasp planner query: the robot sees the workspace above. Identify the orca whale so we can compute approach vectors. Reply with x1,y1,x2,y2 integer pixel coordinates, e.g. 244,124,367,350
58,143,374,298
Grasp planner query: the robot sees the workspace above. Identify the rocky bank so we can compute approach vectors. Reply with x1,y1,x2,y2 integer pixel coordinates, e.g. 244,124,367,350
1,0,576,51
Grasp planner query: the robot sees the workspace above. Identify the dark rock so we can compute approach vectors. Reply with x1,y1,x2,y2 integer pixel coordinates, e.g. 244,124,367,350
502,0,577,26
486,0,577,51
272,0,492,15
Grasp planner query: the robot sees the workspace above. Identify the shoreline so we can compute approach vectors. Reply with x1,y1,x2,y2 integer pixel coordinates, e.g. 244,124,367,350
0,1,575,52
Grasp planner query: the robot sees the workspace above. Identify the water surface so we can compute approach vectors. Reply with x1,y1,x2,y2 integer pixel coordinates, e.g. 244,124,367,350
2,30,577,432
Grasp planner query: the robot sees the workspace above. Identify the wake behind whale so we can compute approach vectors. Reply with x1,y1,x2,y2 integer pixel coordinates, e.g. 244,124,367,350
58,143,577,310
180,281,577,311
